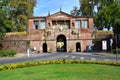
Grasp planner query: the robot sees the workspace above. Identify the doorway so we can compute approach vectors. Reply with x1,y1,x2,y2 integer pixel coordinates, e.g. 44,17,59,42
76,42,81,52
43,43,47,52
57,35,67,52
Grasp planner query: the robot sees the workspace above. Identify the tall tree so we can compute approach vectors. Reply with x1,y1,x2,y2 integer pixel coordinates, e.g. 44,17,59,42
71,0,120,30
0,10,6,41
113,19,120,34
70,6,81,16
0,0,8,41
95,0,120,30
0,0,37,42
71,0,98,16
79,0,98,16
8,0,37,31
112,1,120,34
80,0,91,16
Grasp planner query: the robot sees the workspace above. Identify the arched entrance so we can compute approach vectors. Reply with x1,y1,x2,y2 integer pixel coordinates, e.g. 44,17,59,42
57,35,67,52
43,43,47,52
76,42,81,52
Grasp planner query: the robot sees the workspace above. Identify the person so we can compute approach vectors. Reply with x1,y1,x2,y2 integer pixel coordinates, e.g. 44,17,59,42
88,46,92,52
34,47,36,51
78,48,80,52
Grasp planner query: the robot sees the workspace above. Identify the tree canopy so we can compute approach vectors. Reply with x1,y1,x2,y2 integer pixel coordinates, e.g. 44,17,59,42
95,0,120,30
0,0,36,41
0,0,37,32
0,0,8,41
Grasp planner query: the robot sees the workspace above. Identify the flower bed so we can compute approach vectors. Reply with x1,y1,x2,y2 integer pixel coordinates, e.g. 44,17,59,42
0,59,120,71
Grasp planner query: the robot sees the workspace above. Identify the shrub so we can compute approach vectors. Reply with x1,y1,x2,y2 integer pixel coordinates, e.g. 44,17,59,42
0,50,17,57
113,49,120,54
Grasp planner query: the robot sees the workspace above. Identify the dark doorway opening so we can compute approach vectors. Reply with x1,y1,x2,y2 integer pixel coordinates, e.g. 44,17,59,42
43,43,47,52
76,42,81,52
57,35,67,52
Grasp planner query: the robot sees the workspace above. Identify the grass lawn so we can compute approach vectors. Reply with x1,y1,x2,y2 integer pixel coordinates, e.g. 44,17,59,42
0,64,120,80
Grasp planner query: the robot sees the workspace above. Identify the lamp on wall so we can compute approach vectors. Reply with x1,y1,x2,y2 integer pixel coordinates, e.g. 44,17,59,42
72,23,74,27
60,26,63,31
71,30,78,35
47,31,51,35
71,31,75,35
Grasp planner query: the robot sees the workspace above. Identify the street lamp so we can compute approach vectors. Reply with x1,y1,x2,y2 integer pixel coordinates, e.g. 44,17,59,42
115,34,118,62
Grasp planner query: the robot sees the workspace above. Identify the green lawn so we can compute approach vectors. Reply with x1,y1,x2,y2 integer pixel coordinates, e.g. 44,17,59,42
0,64,120,80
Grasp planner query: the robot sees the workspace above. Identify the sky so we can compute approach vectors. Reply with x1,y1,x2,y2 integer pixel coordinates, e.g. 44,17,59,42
33,0,80,16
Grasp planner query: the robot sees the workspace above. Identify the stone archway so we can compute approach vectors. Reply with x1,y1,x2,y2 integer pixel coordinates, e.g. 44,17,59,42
76,42,81,52
56,34,67,52
43,43,47,52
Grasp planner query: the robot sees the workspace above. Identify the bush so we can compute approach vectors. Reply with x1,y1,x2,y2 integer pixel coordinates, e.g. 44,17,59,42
113,49,120,54
0,50,17,57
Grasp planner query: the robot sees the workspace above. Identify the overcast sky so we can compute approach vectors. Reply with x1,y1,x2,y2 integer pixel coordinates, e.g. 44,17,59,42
33,0,79,16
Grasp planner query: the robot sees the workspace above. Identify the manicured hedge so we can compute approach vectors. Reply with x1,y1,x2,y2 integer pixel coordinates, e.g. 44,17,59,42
6,31,28,36
113,49,120,54
0,59,120,71
0,50,17,57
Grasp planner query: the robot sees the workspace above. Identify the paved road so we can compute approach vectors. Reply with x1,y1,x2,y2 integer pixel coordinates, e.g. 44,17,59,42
0,52,120,64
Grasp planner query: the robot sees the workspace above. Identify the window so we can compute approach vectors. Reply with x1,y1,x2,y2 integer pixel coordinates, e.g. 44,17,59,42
76,20,81,29
34,20,39,29
41,20,46,29
48,23,50,27
66,21,70,29
52,21,70,30
82,20,88,29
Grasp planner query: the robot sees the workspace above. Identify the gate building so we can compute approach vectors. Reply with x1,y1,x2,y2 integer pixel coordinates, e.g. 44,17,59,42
28,10,94,53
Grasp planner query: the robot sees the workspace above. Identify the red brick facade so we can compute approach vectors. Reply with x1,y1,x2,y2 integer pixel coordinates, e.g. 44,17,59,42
27,11,94,53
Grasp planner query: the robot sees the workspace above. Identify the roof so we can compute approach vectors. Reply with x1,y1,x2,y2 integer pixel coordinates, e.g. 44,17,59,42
48,11,75,17
28,11,93,19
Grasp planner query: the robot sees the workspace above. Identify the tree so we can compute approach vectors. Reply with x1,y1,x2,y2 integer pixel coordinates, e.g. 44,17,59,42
1,0,37,32
0,10,6,41
70,6,81,16
0,0,8,41
94,0,120,30
71,0,99,16
0,0,37,42
80,0,91,16
94,0,118,30
113,19,120,34
113,18,120,48
71,0,120,30
79,0,98,16
8,0,37,31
